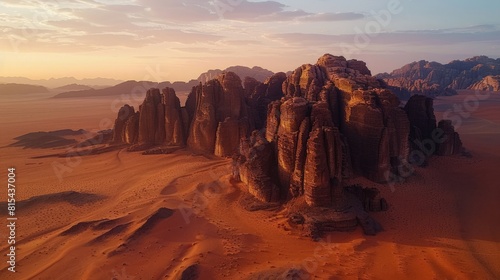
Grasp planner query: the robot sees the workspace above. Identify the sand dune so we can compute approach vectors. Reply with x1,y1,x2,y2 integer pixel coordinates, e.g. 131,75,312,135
0,91,499,279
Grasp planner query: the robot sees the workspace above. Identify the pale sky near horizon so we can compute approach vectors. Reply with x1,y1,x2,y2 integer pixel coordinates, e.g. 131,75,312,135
0,0,499,82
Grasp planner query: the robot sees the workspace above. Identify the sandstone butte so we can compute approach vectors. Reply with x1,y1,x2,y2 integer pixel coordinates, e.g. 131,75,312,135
110,54,463,237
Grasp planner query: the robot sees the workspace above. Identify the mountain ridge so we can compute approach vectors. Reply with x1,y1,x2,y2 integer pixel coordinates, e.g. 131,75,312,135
376,55,500,99
53,65,275,99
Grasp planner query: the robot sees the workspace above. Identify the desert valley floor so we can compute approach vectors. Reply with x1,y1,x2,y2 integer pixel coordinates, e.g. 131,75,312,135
0,91,499,279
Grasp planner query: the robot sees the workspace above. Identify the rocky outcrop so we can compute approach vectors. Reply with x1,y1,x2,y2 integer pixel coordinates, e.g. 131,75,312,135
112,88,186,147
436,120,463,156
303,128,333,207
186,80,219,153
187,72,249,154
198,66,274,84
255,54,409,205
245,72,287,130
243,76,260,98
162,87,185,146
265,101,281,143
404,95,437,152
238,131,280,202
214,118,241,157
469,75,500,91
124,112,139,144
112,104,136,144
138,88,164,145
377,56,500,99
110,71,252,155
289,118,310,197
276,97,308,194
404,95,463,157
106,54,468,238
317,54,410,182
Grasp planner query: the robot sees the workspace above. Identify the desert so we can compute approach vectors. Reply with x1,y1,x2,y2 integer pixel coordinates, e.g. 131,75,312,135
1,59,499,279
1,1,500,279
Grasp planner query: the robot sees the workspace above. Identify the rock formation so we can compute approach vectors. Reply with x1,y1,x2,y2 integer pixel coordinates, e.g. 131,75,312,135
245,72,287,130
187,71,249,154
238,131,280,202
198,66,274,84
404,94,463,158
137,88,164,145
108,54,465,237
469,75,500,91
112,88,186,148
243,76,260,98
377,56,500,99
214,118,241,157
436,120,463,156
162,87,185,146
112,104,138,144
278,54,409,184
276,97,308,195
239,54,410,211
404,95,437,146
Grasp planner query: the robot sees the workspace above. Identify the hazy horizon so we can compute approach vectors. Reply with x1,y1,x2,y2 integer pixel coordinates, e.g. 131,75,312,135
1,0,500,81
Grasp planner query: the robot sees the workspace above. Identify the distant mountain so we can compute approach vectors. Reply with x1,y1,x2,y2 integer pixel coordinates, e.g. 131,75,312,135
0,76,123,88
197,66,274,83
0,83,49,95
469,75,500,91
53,80,199,99
53,84,94,92
52,66,274,99
377,56,500,99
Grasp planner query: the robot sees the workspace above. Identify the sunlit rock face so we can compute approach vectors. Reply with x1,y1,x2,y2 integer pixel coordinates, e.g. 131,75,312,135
186,71,249,155
109,54,461,212
469,75,500,91
112,104,137,144
241,54,419,207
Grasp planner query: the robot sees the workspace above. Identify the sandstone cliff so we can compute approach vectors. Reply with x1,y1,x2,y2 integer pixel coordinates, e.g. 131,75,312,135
245,54,411,208
112,87,187,148
187,71,250,156
109,55,462,214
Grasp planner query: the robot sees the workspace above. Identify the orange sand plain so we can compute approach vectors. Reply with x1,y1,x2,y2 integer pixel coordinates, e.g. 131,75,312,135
0,90,499,279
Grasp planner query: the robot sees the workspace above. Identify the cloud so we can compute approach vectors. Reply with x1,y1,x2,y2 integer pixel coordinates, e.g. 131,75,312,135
268,25,500,47
300,12,365,22
136,0,364,22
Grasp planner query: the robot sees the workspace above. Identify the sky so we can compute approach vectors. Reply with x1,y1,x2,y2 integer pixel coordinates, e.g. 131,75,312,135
0,0,499,82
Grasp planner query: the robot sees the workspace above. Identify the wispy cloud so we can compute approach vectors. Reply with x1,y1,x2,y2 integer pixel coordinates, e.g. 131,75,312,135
268,25,500,47
137,0,364,23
